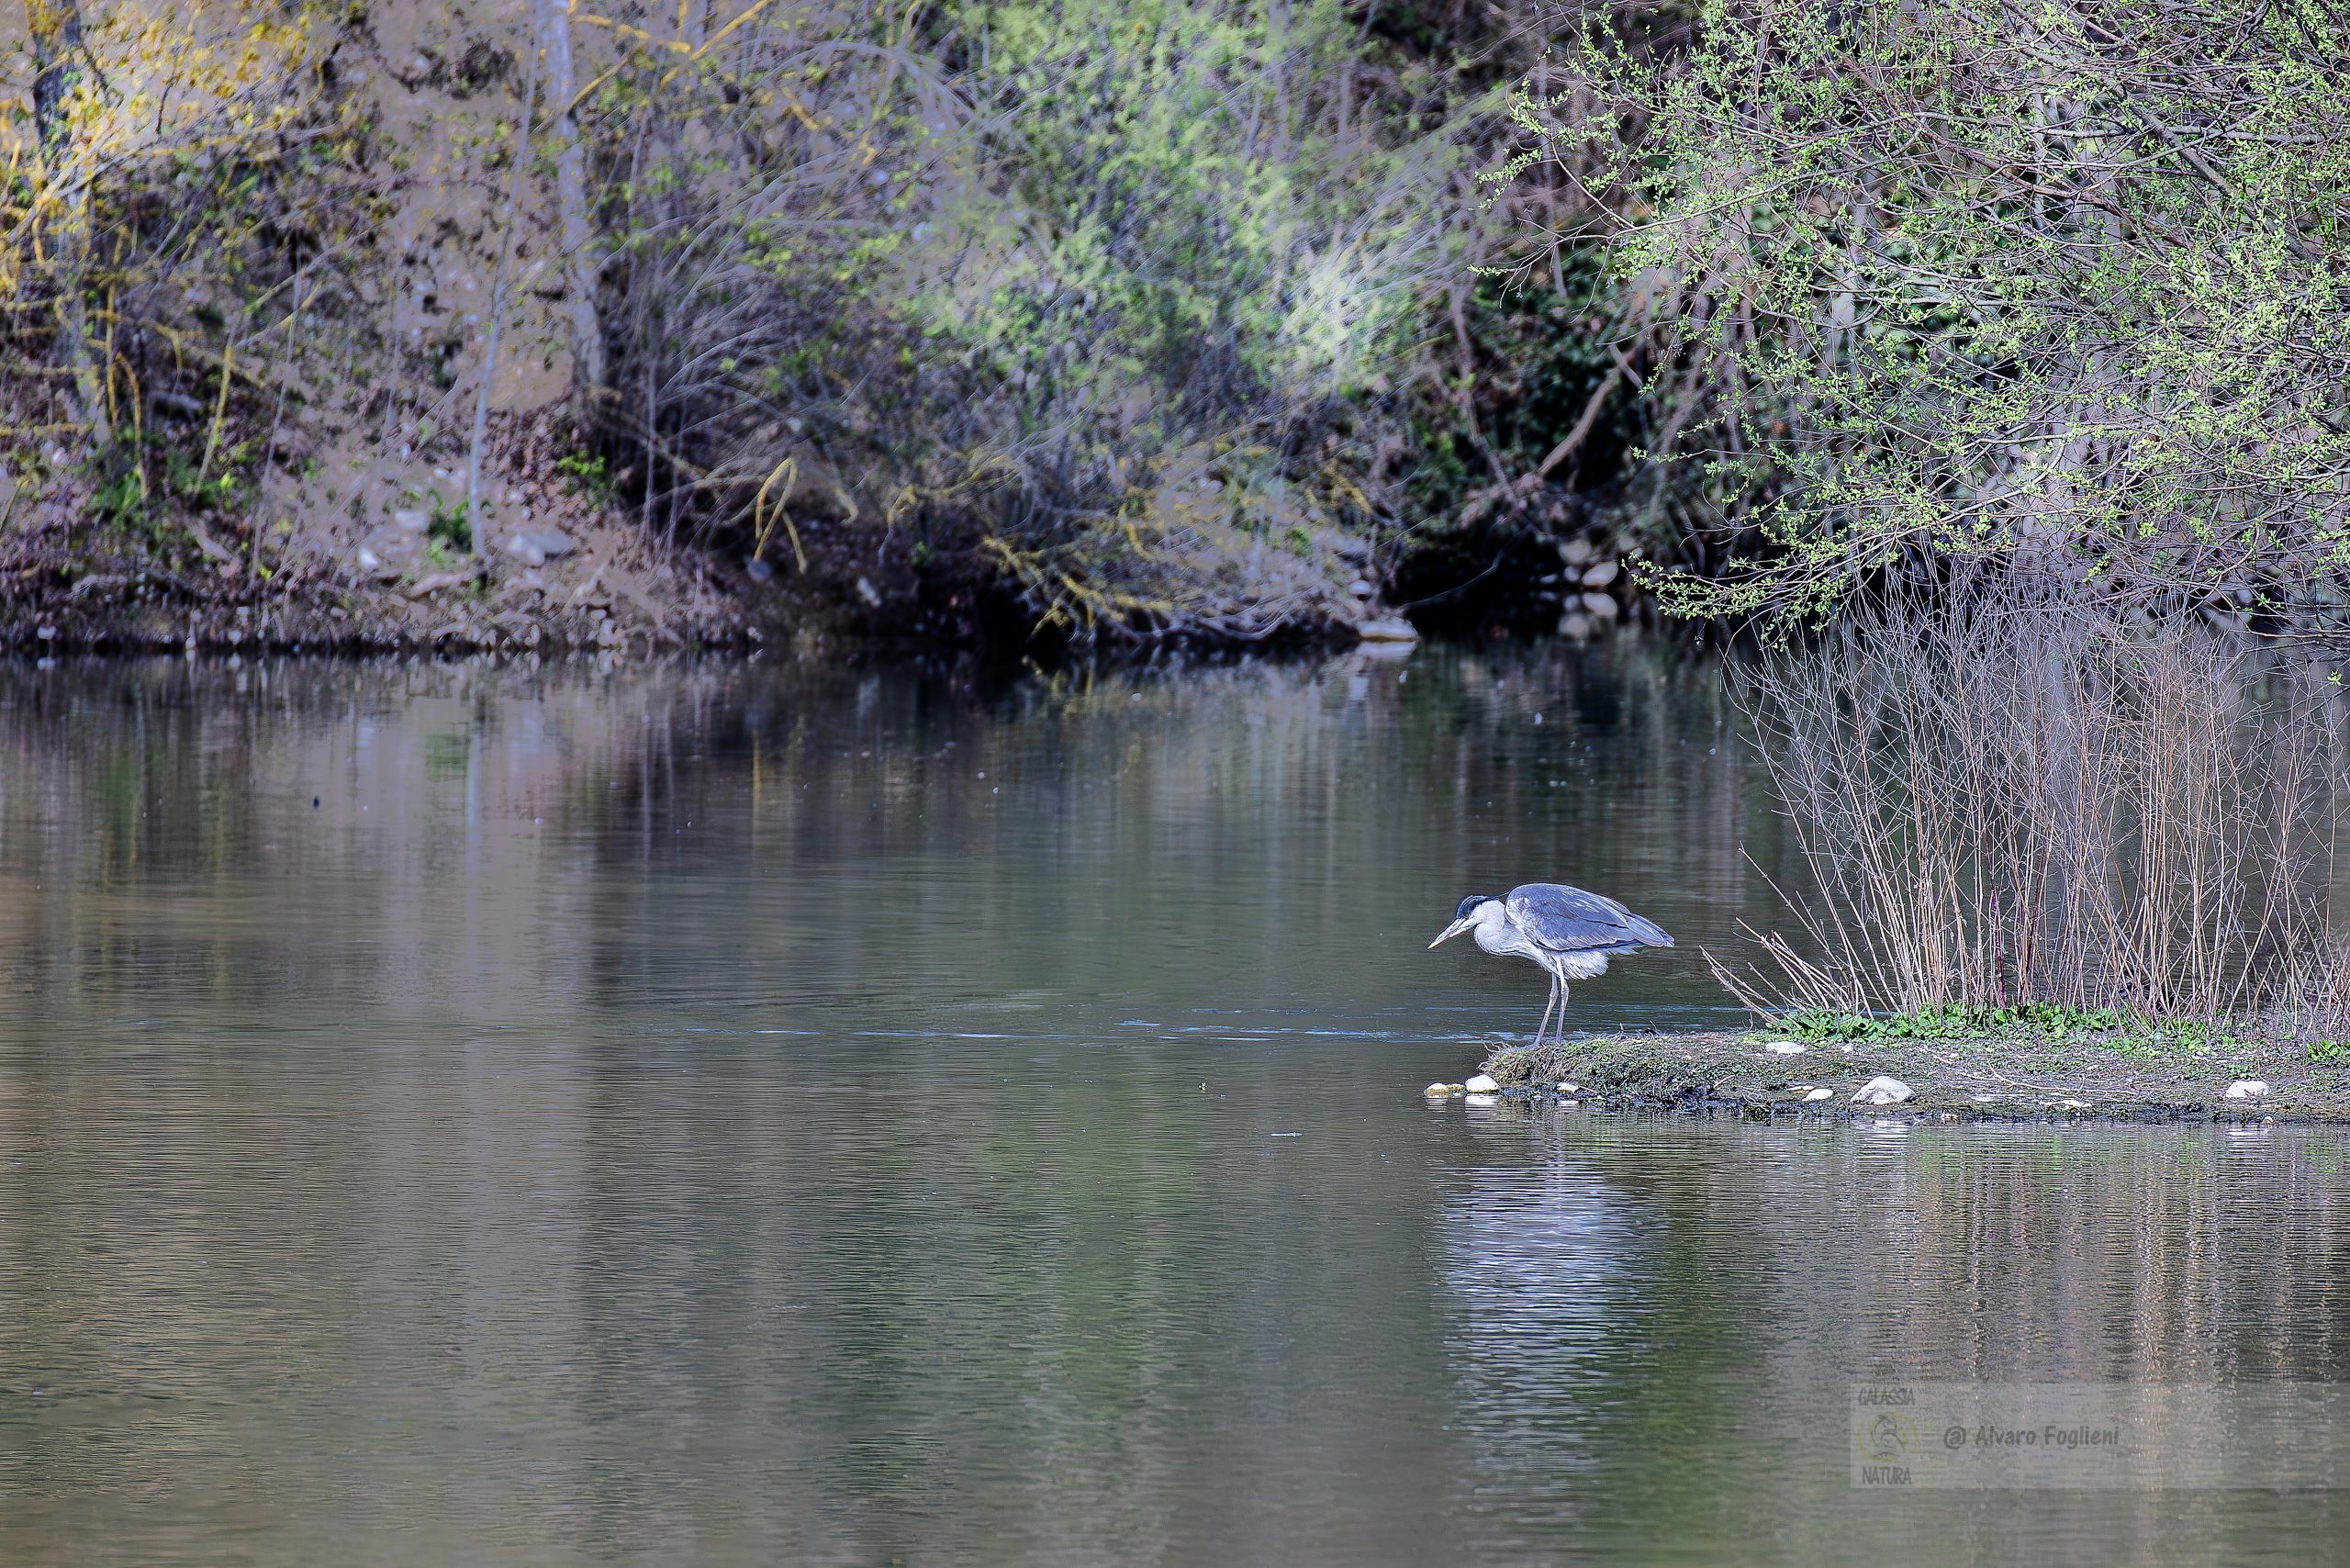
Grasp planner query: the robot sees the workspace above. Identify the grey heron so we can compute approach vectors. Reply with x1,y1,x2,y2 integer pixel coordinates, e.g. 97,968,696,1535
1429,883,1673,1048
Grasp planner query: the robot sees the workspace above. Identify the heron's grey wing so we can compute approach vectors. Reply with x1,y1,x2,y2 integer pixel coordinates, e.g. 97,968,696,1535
1505,882,1674,951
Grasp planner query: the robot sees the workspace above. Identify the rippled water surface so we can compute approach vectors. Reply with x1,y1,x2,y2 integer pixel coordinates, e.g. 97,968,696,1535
1,641,2346,1565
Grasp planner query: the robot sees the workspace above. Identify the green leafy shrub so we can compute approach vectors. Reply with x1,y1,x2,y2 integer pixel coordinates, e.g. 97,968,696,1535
1517,0,2350,622
1783,1004,2127,1043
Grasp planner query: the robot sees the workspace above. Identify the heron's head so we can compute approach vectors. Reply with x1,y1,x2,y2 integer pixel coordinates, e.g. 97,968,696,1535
1429,895,1503,948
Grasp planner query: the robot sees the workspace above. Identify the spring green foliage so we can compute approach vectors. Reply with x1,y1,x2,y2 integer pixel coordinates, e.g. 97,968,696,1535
1518,0,2350,622
4,1,1620,638
86,434,252,563
1406,268,1639,521
928,0,1445,428
2,0,377,586
1783,1004,2129,1043
600,0,1489,642
913,0,1465,636
1776,1005,2305,1057
554,453,613,504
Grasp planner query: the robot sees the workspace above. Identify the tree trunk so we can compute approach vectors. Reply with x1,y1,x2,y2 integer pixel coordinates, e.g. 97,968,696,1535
464,29,543,573
26,0,109,446
537,0,604,428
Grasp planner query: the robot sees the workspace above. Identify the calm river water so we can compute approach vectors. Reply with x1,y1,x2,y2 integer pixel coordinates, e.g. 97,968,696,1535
1,638,2346,1565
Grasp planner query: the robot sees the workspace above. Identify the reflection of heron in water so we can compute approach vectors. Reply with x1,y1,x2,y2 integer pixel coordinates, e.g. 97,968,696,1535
1429,883,1673,1047
1439,1162,1650,1506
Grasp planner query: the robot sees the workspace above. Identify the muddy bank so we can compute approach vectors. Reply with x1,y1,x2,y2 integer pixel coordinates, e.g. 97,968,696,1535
3,451,1645,657
1469,1032,2350,1123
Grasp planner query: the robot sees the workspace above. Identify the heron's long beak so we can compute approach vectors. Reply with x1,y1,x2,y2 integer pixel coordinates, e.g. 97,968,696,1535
1428,917,1475,949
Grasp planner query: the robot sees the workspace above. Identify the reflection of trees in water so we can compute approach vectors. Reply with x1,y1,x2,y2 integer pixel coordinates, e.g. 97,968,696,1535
0,635,1781,1028
572,632,1786,1026
1435,1107,1790,1557
0,657,729,1015
1438,1157,1652,1514
1433,1117,2350,1563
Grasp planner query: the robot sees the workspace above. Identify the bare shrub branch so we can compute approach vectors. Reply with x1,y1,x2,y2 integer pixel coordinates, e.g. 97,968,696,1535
1729,578,2350,1036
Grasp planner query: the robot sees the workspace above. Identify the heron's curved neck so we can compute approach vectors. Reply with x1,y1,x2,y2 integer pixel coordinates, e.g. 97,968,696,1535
1472,921,1539,961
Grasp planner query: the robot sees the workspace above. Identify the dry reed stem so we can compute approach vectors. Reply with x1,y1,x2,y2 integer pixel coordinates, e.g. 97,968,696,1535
1729,585,2350,1037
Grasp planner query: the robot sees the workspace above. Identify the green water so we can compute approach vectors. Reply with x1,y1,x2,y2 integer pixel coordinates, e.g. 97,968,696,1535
1,641,2345,1565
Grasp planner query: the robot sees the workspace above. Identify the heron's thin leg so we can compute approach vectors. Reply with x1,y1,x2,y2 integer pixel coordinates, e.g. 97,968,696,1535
1532,980,1558,1050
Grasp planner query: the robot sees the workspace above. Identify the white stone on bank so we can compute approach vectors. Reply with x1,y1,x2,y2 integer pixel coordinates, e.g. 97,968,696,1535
1851,1075,1914,1105
2224,1080,2272,1100
504,527,578,567
1463,1073,1499,1094
1803,1087,1834,1103
1762,1041,1806,1055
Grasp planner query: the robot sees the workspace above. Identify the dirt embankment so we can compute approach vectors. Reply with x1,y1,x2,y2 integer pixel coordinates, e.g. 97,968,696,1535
1471,1032,2350,1123
1,409,779,657
0,1,778,658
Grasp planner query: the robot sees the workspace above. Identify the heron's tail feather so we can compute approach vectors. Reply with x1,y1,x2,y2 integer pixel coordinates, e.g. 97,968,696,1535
1624,913,1673,947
